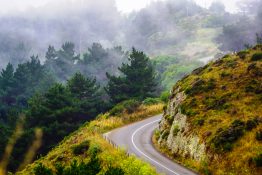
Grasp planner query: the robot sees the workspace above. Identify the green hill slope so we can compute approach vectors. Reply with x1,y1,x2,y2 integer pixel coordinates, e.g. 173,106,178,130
17,104,163,175
155,45,262,175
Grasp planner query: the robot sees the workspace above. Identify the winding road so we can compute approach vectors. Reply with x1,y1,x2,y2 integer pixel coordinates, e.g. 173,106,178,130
104,115,198,175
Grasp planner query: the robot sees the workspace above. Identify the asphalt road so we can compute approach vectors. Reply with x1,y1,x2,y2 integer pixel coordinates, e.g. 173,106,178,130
104,115,198,175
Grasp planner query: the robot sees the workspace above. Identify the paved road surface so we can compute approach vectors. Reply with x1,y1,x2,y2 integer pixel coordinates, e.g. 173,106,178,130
104,115,198,175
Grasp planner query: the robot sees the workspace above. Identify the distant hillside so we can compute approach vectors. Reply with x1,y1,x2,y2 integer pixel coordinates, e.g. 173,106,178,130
155,45,262,175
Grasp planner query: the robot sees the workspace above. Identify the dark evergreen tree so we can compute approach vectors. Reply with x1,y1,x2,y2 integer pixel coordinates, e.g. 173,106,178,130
106,48,157,103
67,72,103,117
0,63,15,107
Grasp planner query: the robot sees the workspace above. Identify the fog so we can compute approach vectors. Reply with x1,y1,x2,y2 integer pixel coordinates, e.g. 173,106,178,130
0,0,261,69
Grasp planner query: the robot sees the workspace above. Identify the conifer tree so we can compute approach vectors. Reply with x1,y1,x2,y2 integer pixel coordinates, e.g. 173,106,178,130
106,48,157,103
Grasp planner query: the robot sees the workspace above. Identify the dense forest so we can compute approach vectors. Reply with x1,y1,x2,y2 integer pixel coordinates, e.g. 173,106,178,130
0,43,158,172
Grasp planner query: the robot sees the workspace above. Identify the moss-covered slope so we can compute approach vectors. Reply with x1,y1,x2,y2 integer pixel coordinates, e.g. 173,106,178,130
156,45,262,175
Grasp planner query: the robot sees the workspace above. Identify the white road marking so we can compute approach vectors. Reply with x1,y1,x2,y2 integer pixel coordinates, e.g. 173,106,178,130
131,119,181,175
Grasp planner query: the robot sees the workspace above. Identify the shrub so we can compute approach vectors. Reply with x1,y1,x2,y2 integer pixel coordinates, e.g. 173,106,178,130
109,99,141,115
143,98,161,105
34,163,53,175
109,104,125,116
160,91,170,103
173,125,180,136
72,140,90,155
245,80,262,94
155,129,161,140
203,95,230,111
196,118,205,126
245,118,258,131
253,153,262,167
237,50,249,59
122,99,141,114
220,71,231,78
161,130,169,140
251,52,262,61
185,78,216,95
211,120,245,152
105,167,125,175
225,60,237,68
165,114,174,124
61,159,101,175
88,144,101,158
256,130,262,141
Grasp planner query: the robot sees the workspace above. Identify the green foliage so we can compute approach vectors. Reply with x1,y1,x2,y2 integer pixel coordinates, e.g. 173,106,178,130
251,53,262,61
252,153,262,167
173,125,180,136
245,118,258,131
109,104,125,116
160,91,169,103
161,130,169,140
143,98,161,106
72,140,90,155
237,50,249,59
195,118,205,126
211,120,245,152
185,78,216,96
245,80,262,94
34,158,102,175
109,99,141,115
106,48,158,103
203,94,230,111
105,167,125,175
165,115,174,125
34,164,53,175
88,144,101,158
256,130,262,141
122,99,141,114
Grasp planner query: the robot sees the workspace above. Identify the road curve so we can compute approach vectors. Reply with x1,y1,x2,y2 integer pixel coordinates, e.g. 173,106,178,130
104,115,198,175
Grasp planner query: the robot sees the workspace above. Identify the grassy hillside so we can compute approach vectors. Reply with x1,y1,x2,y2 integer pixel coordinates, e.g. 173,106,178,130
17,104,163,175
156,45,262,175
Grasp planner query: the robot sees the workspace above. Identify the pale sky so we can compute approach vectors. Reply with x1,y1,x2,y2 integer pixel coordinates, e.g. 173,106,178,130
0,0,240,14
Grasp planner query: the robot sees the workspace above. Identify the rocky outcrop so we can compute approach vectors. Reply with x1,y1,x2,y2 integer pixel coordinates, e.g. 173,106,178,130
157,88,206,161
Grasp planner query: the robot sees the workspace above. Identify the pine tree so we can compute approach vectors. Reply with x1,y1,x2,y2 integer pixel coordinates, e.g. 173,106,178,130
106,48,157,103
67,72,102,117
0,63,15,106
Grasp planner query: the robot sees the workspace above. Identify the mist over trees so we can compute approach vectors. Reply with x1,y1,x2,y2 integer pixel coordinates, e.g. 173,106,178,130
1,0,259,69
216,0,262,51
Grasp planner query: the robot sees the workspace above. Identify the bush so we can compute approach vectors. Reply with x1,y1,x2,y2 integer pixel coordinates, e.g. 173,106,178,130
251,52,262,61
196,118,205,126
165,114,174,124
72,140,90,155
245,80,262,94
34,163,53,175
237,50,249,59
143,98,161,105
109,104,125,116
211,120,245,152
225,60,237,68
122,99,141,114
253,153,262,167
173,125,180,136
88,144,101,158
256,130,262,141
110,99,141,115
160,91,170,103
245,118,258,131
185,78,216,95
105,167,125,175
161,130,169,140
